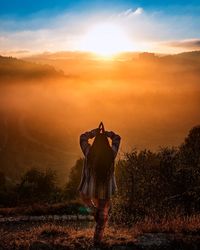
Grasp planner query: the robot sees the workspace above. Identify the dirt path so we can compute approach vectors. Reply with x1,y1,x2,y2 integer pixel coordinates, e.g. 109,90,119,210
0,214,93,223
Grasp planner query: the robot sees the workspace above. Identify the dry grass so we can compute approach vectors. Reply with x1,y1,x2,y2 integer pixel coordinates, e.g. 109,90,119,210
0,214,200,249
133,214,200,235
0,223,135,249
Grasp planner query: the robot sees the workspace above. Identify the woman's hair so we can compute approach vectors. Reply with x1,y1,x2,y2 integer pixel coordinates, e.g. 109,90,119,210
87,131,114,184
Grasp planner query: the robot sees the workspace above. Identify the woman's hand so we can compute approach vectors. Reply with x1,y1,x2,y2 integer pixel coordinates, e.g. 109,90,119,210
98,122,105,133
105,131,114,138
89,128,99,138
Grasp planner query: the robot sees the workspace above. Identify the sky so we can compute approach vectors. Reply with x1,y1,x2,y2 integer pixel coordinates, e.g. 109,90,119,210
0,0,200,56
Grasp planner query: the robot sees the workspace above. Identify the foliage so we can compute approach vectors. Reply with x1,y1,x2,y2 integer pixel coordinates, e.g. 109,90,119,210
112,126,200,222
64,158,83,200
17,168,59,203
0,125,200,220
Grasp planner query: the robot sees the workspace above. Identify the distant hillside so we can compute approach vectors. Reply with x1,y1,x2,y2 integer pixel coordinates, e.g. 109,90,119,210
168,50,200,61
22,50,200,79
0,112,78,185
0,55,75,183
24,50,200,61
0,55,65,81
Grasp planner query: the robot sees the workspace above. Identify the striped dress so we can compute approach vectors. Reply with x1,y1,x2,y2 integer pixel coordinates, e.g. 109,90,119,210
78,129,121,199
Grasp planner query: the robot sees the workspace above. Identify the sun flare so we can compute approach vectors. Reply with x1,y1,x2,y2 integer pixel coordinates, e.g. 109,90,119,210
79,23,134,57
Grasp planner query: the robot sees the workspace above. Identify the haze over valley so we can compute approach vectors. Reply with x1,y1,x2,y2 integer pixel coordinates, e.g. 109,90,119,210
0,52,200,183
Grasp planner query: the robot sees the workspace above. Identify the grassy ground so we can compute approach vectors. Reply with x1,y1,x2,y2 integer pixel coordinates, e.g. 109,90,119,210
1,214,200,249
0,222,135,249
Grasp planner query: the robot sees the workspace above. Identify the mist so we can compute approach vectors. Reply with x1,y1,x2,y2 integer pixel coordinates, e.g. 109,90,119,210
0,52,200,183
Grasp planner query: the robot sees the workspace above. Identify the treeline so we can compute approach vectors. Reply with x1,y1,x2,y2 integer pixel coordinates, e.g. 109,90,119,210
0,168,60,206
0,159,82,207
0,125,200,221
112,125,200,223
0,55,65,80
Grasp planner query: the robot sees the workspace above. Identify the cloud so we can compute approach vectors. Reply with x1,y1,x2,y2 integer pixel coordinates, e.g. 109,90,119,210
0,49,31,57
0,11,91,54
165,39,200,50
118,7,144,18
133,8,144,15
0,6,200,56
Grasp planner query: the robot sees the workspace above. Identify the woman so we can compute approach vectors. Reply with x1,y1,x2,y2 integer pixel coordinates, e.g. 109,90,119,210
78,122,121,245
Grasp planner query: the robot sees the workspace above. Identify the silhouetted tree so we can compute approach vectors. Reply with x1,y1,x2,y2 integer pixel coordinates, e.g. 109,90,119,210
64,158,83,200
115,149,161,219
0,171,6,190
114,126,200,219
177,125,200,213
18,168,58,203
158,147,179,197
179,125,200,168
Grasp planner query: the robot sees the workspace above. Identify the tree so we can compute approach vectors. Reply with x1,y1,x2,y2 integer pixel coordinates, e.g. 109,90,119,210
177,126,200,213
18,168,58,203
115,149,161,219
157,147,179,197
64,158,83,200
0,171,6,190
179,125,200,167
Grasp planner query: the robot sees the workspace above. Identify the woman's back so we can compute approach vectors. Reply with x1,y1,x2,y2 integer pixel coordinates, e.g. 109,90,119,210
87,129,114,185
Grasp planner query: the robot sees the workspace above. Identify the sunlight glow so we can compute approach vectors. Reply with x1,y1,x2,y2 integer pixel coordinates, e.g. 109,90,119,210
79,23,134,57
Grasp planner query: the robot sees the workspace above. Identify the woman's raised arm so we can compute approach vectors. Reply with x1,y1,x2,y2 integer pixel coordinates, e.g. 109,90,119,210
105,131,121,158
80,128,99,156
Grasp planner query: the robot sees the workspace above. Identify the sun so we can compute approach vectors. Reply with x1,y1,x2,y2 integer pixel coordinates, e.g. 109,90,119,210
79,22,133,57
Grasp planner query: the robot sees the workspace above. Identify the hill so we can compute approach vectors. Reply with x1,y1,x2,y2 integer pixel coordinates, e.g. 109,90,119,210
23,50,200,80
0,55,65,81
0,55,77,184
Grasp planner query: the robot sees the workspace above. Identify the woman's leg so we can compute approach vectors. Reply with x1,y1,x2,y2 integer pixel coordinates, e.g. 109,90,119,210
93,199,111,245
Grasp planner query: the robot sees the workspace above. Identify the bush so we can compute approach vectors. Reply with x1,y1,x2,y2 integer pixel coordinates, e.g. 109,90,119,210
17,168,60,204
